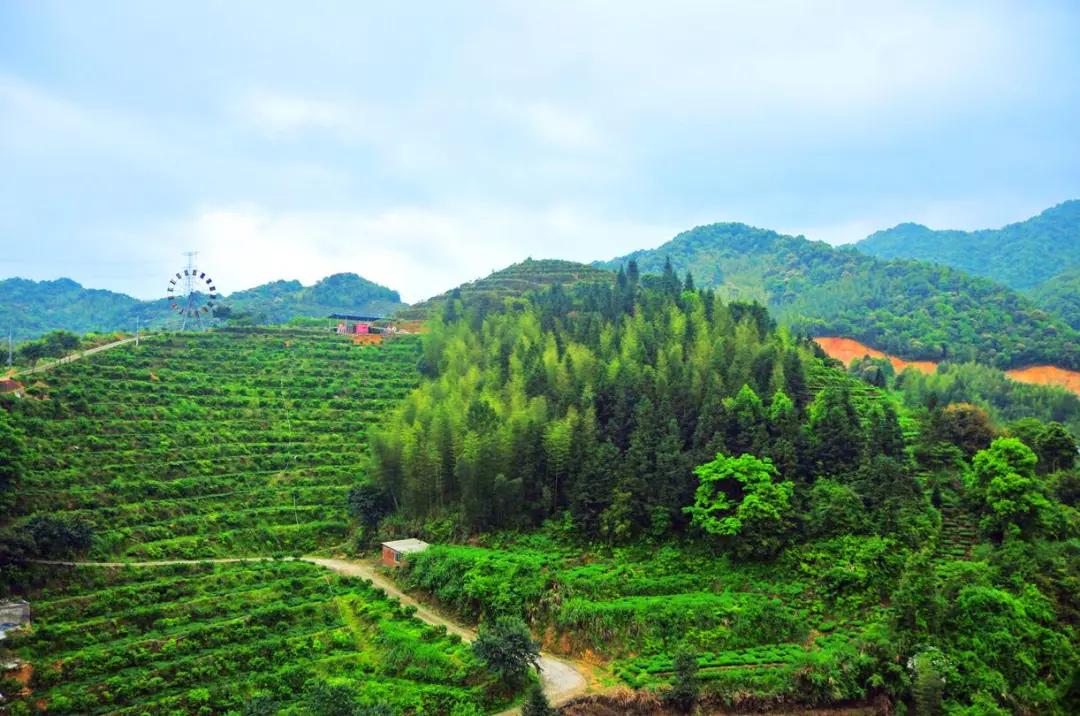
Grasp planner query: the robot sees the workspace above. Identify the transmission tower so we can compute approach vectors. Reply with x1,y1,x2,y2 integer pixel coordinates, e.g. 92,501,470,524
166,252,218,331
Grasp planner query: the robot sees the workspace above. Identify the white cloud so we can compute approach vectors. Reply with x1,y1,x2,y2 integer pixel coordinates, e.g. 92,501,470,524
234,91,369,137
493,100,606,151
142,203,675,304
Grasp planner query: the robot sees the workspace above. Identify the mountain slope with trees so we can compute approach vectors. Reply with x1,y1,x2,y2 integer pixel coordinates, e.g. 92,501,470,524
0,277,165,342
0,273,406,341
1028,266,1080,330
362,273,1079,714
856,200,1080,291
223,272,405,323
595,223,1080,370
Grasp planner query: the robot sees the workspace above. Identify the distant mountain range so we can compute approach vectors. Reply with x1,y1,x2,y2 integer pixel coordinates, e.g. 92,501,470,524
6,202,1079,371
1,273,405,342
856,200,1080,291
596,221,1080,370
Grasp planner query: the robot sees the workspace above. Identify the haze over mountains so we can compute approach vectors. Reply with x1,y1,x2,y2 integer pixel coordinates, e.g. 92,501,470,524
5,202,1079,370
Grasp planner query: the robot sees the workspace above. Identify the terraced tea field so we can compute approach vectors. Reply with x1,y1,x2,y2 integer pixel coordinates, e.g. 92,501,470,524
4,560,494,714
396,535,895,701
10,327,420,559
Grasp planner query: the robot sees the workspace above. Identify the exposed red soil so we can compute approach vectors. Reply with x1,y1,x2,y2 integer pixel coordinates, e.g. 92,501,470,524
813,337,937,375
813,337,1080,397
1006,365,1080,396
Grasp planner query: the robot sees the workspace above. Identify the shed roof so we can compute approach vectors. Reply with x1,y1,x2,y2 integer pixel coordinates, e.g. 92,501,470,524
381,538,430,554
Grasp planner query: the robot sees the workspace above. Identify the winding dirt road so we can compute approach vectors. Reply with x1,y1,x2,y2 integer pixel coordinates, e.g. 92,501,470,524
33,555,588,710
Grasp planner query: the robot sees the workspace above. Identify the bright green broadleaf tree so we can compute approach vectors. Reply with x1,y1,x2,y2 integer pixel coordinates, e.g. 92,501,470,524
684,452,794,559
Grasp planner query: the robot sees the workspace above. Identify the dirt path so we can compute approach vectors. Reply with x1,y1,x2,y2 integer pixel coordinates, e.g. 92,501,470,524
33,556,588,710
15,336,139,376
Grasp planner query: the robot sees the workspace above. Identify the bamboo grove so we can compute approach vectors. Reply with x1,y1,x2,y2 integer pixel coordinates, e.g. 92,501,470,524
371,265,910,545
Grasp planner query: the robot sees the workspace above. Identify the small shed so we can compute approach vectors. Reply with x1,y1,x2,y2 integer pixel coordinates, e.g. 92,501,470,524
0,600,30,641
381,538,430,567
330,313,384,336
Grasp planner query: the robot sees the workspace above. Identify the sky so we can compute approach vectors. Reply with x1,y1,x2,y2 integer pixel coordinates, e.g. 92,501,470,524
2,1,1079,303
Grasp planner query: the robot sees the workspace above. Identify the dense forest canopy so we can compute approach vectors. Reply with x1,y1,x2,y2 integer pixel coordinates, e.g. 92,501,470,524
595,223,1080,370
857,200,1080,291
363,269,1080,714
0,277,164,342
1029,266,1080,331
372,268,890,540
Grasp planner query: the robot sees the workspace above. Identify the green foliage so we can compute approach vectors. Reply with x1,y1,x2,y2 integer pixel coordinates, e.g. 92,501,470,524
0,408,25,511
684,453,794,560
1,328,421,561
347,482,393,530
397,258,612,321
967,438,1055,540
373,276,898,542
224,273,405,323
1008,418,1077,473
806,480,867,538
472,616,541,688
0,277,162,342
1028,266,1080,330
664,649,700,712
521,682,554,716
5,561,496,714
597,222,1080,369
895,362,1080,438
856,200,1080,292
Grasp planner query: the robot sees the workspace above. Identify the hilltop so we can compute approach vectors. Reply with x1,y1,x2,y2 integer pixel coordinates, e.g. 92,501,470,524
396,258,612,320
856,200,1080,291
595,222,1080,370
224,272,406,323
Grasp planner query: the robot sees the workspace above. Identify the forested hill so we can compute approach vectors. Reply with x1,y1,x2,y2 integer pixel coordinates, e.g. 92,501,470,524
1029,267,1080,331
595,222,1080,370
0,277,165,342
396,258,612,320
1,272,406,341
856,200,1080,291
368,272,1080,714
222,272,405,323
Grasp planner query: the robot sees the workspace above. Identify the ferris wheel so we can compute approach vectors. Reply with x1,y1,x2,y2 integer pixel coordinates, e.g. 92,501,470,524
167,252,219,330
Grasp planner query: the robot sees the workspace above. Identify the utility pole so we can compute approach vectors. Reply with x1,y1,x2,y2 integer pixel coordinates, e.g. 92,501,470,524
6,328,12,369
135,318,140,347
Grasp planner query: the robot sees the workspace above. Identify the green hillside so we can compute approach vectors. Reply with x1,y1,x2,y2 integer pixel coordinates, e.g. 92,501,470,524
3,328,419,560
224,272,406,323
595,222,1080,370
0,278,166,342
856,200,1080,291
7,561,493,714
1029,266,1080,330
369,275,1080,714
396,258,612,320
